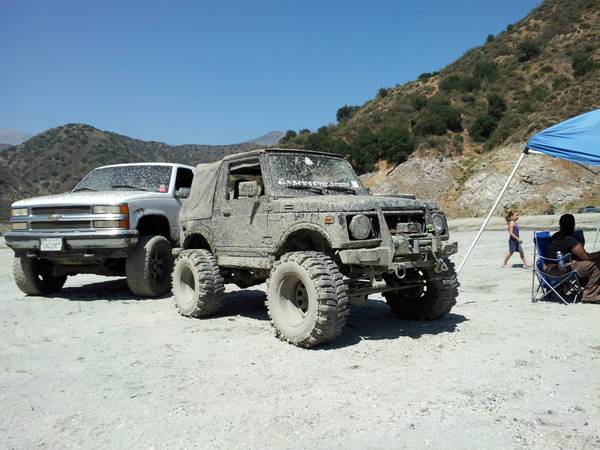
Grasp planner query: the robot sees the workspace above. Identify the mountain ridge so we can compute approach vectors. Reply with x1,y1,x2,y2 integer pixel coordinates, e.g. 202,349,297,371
0,123,264,219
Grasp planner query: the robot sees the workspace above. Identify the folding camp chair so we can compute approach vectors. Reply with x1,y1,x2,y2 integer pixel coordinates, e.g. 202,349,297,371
531,230,583,304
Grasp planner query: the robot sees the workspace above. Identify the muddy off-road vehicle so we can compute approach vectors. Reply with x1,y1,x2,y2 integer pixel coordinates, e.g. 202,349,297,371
6,163,194,297
172,149,459,347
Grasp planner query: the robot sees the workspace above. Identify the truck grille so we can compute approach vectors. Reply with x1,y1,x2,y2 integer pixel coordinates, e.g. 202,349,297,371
384,211,425,235
31,221,92,230
31,206,91,215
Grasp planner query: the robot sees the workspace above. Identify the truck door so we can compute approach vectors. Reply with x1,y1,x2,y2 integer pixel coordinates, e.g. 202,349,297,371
214,157,270,256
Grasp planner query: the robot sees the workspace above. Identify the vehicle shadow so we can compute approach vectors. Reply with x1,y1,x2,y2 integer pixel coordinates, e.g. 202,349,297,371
214,288,468,349
322,302,468,350
217,289,269,321
57,279,168,302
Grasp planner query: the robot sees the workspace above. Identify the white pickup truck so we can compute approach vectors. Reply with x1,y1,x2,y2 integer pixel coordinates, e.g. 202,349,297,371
5,162,194,297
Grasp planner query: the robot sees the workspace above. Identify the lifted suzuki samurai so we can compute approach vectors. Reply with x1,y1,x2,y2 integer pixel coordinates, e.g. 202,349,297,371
172,149,458,347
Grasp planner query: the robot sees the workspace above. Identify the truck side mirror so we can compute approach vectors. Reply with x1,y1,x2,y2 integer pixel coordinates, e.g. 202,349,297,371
237,181,261,198
175,187,190,198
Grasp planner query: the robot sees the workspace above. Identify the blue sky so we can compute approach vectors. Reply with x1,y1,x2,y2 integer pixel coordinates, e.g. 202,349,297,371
1,0,541,145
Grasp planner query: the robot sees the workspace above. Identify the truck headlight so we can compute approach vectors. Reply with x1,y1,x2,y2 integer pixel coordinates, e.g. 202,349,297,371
92,205,129,214
11,208,28,217
11,222,28,230
432,213,447,234
349,214,372,240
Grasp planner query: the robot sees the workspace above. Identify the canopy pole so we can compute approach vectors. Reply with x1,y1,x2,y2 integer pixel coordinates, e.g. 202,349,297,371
457,151,527,275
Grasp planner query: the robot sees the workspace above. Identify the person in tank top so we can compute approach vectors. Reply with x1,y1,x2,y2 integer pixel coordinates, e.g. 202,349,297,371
502,210,531,268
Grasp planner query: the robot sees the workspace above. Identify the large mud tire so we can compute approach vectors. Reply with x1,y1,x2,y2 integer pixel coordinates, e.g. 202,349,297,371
172,249,224,317
266,251,349,348
384,258,459,320
126,235,173,297
13,257,67,296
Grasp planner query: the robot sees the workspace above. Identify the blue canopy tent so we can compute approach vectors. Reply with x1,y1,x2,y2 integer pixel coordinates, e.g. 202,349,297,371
458,108,600,274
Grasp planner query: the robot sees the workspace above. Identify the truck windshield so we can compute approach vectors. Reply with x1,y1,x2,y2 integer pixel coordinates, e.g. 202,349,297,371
268,153,366,196
73,165,172,193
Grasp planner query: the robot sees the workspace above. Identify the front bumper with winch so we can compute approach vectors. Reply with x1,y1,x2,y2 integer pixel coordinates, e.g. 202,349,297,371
336,234,458,271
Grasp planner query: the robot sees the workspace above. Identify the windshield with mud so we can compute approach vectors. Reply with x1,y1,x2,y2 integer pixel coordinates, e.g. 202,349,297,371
268,153,365,196
73,165,172,193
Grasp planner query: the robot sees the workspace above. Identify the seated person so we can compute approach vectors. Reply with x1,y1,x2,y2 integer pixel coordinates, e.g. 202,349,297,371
545,214,600,304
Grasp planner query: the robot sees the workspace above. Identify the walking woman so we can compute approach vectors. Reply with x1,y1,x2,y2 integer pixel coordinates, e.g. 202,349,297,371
502,210,532,268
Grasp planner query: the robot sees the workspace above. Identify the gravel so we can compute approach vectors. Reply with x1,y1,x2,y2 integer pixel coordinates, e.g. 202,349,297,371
1,228,599,449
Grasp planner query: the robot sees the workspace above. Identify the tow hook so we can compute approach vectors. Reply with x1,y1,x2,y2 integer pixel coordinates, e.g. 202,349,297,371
432,252,448,273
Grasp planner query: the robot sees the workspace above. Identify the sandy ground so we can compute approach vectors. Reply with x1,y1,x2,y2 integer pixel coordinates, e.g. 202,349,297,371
1,225,599,449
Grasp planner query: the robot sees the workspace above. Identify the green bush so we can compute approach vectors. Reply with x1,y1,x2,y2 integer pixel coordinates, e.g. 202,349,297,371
472,61,499,83
432,104,463,132
552,75,570,91
486,34,495,44
336,105,360,122
517,40,541,61
530,84,549,102
378,127,416,164
282,130,297,141
487,93,507,119
439,75,480,93
409,94,428,111
470,114,498,142
572,50,598,77
415,114,447,136
377,87,390,98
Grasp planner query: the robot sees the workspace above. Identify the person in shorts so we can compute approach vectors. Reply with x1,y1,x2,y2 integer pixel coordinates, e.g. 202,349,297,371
502,210,531,268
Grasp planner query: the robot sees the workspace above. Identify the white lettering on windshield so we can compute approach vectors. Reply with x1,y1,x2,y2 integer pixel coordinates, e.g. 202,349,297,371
278,179,352,188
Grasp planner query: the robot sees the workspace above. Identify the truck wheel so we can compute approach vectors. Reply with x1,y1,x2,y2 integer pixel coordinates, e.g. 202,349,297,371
384,258,459,320
172,249,224,317
266,251,349,348
126,235,173,297
13,257,67,296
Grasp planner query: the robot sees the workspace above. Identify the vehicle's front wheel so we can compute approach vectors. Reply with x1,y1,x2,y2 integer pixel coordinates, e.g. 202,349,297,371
172,249,224,317
266,251,349,348
384,258,459,320
126,235,173,297
13,257,67,295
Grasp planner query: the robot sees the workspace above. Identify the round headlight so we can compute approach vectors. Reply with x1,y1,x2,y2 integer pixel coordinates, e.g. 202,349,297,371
432,213,446,234
349,214,372,240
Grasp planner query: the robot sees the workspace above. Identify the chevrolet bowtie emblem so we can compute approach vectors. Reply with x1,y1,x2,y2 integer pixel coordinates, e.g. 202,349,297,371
49,214,62,221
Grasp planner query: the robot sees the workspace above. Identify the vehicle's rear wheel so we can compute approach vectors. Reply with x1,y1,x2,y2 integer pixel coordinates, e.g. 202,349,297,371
266,251,349,348
384,258,459,320
126,235,173,297
13,257,67,296
172,249,224,317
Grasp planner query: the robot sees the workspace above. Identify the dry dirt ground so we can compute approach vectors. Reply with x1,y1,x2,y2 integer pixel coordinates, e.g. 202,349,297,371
1,224,599,449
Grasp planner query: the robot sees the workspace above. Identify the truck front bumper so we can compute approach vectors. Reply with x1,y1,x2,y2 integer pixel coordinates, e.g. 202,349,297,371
337,241,458,269
4,230,138,253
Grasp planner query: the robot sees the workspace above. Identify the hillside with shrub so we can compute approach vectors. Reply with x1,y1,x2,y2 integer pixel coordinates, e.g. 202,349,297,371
0,124,258,219
280,0,600,175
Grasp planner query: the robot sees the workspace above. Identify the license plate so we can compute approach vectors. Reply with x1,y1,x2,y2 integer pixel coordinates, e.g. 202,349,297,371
40,238,63,252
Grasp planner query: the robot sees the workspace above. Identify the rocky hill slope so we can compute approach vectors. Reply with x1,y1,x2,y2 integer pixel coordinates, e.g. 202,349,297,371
0,124,259,219
281,0,600,216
